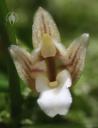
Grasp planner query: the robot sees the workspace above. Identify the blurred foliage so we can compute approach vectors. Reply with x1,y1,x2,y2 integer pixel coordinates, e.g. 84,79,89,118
0,0,98,128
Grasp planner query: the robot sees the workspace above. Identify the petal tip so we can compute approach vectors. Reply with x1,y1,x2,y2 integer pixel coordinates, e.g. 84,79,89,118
81,33,90,47
9,45,17,50
8,45,15,54
8,45,18,54
36,6,47,15
82,33,90,39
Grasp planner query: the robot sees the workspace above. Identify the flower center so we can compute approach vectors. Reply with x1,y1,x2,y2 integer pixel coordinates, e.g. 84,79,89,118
40,34,57,83
49,81,58,88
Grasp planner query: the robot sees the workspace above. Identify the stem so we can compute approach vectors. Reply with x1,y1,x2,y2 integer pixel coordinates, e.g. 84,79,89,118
0,0,22,127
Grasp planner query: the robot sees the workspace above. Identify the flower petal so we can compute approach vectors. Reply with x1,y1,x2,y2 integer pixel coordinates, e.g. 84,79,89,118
35,75,49,92
56,70,72,88
9,45,46,91
60,33,89,82
32,7,61,49
37,85,72,117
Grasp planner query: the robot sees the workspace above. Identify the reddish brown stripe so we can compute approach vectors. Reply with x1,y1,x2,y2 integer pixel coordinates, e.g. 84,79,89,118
67,45,80,67
18,52,32,72
48,23,51,36
71,46,82,75
41,13,47,33
15,49,31,70
71,56,79,78
32,68,45,72
67,45,82,80
45,57,56,82
24,66,34,82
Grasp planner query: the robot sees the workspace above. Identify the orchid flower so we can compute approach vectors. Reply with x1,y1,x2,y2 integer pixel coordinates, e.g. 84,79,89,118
9,7,89,117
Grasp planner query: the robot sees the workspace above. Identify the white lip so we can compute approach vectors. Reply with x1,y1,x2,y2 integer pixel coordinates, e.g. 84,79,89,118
36,70,72,117
37,85,72,117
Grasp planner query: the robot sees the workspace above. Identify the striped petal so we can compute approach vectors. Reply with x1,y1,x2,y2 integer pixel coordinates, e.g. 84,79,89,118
9,45,46,91
32,7,61,49
60,33,89,82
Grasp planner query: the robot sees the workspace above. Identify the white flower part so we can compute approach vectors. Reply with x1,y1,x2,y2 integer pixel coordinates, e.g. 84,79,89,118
35,75,50,92
56,70,72,88
37,70,72,117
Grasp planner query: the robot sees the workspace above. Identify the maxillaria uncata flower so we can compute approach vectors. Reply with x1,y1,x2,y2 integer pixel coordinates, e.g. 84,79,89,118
9,7,89,117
